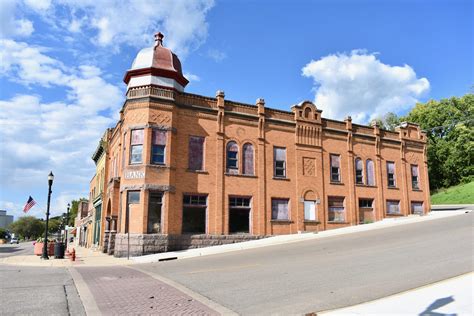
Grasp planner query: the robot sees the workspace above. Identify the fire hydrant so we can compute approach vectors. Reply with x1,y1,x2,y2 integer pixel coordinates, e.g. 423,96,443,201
71,248,76,261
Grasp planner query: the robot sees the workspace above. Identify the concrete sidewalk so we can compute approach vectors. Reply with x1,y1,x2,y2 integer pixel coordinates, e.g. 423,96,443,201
133,209,471,263
319,273,474,315
0,244,131,267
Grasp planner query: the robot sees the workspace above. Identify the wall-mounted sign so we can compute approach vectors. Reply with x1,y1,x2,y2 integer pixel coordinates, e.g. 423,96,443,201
124,170,145,179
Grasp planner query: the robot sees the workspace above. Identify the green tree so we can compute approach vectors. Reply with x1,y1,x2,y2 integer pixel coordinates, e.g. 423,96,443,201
0,228,8,239
383,112,401,131
403,94,474,190
8,216,45,240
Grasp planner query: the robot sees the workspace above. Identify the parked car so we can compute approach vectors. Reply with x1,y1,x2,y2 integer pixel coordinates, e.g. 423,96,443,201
10,237,19,244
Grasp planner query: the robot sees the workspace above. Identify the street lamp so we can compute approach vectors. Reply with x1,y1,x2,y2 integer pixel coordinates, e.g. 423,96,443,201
65,203,70,249
41,171,54,260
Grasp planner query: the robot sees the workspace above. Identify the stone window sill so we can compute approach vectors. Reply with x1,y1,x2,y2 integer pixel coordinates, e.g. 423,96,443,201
330,181,344,185
225,173,257,178
148,164,169,169
270,220,293,224
186,169,209,174
328,221,350,224
273,177,290,181
386,213,403,217
304,220,321,224
355,184,377,188
412,188,423,192
387,186,399,190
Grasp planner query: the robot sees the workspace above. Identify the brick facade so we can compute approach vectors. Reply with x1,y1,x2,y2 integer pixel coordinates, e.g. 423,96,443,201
88,34,430,257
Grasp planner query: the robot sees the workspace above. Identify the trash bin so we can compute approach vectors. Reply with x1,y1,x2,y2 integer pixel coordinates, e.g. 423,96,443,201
54,242,65,259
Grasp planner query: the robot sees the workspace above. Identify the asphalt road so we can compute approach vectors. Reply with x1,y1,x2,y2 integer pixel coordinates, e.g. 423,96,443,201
0,242,34,259
0,265,85,315
137,211,474,315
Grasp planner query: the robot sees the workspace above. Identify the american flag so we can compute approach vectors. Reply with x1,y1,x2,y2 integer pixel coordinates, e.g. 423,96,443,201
23,196,36,213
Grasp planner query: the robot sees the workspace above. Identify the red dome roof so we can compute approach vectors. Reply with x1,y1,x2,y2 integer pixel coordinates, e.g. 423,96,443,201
124,32,188,88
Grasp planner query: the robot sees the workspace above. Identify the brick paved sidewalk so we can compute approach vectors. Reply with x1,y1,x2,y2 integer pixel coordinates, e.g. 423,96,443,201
75,266,219,315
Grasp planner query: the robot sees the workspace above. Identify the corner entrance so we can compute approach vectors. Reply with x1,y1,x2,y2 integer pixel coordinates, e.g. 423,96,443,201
229,197,251,234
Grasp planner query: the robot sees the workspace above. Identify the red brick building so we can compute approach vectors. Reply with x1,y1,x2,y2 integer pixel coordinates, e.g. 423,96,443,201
94,33,430,257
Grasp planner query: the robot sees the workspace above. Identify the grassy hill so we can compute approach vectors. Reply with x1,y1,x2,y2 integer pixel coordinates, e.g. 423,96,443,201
431,181,474,205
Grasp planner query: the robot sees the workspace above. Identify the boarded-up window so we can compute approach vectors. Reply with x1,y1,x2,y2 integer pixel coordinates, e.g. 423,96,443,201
328,196,345,222
386,200,400,215
274,147,286,178
151,130,166,164
387,162,396,187
411,201,423,215
330,154,341,182
242,143,254,175
271,198,289,220
188,136,204,171
226,141,239,173
130,129,144,164
366,159,375,186
355,158,363,184
411,165,419,189
304,200,317,221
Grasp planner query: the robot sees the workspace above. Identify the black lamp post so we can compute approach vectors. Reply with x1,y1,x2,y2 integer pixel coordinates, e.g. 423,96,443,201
41,171,54,260
65,203,70,248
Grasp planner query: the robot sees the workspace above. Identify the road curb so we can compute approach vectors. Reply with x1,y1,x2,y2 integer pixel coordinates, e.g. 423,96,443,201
68,267,102,316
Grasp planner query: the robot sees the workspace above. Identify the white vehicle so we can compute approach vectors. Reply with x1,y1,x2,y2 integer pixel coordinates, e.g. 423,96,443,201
10,237,19,244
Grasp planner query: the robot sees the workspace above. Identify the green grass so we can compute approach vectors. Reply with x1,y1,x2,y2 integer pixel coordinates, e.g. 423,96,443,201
431,181,474,204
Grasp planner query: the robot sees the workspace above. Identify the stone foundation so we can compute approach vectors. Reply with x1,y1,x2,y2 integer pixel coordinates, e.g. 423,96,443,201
107,231,116,255
102,230,110,253
113,233,266,257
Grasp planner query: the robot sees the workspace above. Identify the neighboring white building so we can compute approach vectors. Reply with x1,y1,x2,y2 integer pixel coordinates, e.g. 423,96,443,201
0,210,14,229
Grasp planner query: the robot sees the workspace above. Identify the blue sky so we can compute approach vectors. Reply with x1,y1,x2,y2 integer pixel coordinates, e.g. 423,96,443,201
0,0,472,220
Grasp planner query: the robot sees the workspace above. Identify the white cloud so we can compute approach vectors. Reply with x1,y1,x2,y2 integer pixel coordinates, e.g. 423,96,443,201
184,73,201,83
207,48,227,62
0,40,121,217
302,50,430,123
0,0,34,38
31,0,215,57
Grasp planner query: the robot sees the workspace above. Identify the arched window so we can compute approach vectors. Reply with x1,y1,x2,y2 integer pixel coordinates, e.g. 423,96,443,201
304,107,311,119
355,158,364,184
226,141,239,173
242,143,254,175
366,159,375,186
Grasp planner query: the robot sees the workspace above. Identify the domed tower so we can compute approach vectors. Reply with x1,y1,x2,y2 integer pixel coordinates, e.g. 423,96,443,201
123,32,189,93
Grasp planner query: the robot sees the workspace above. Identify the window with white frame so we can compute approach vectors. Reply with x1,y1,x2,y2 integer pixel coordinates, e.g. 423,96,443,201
130,129,144,164
330,154,341,182
151,130,166,164
387,162,396,187
274,147,286,178
226,141,239,173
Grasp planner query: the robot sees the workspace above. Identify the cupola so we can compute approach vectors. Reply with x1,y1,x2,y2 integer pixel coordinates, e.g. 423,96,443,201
123,32,189,92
